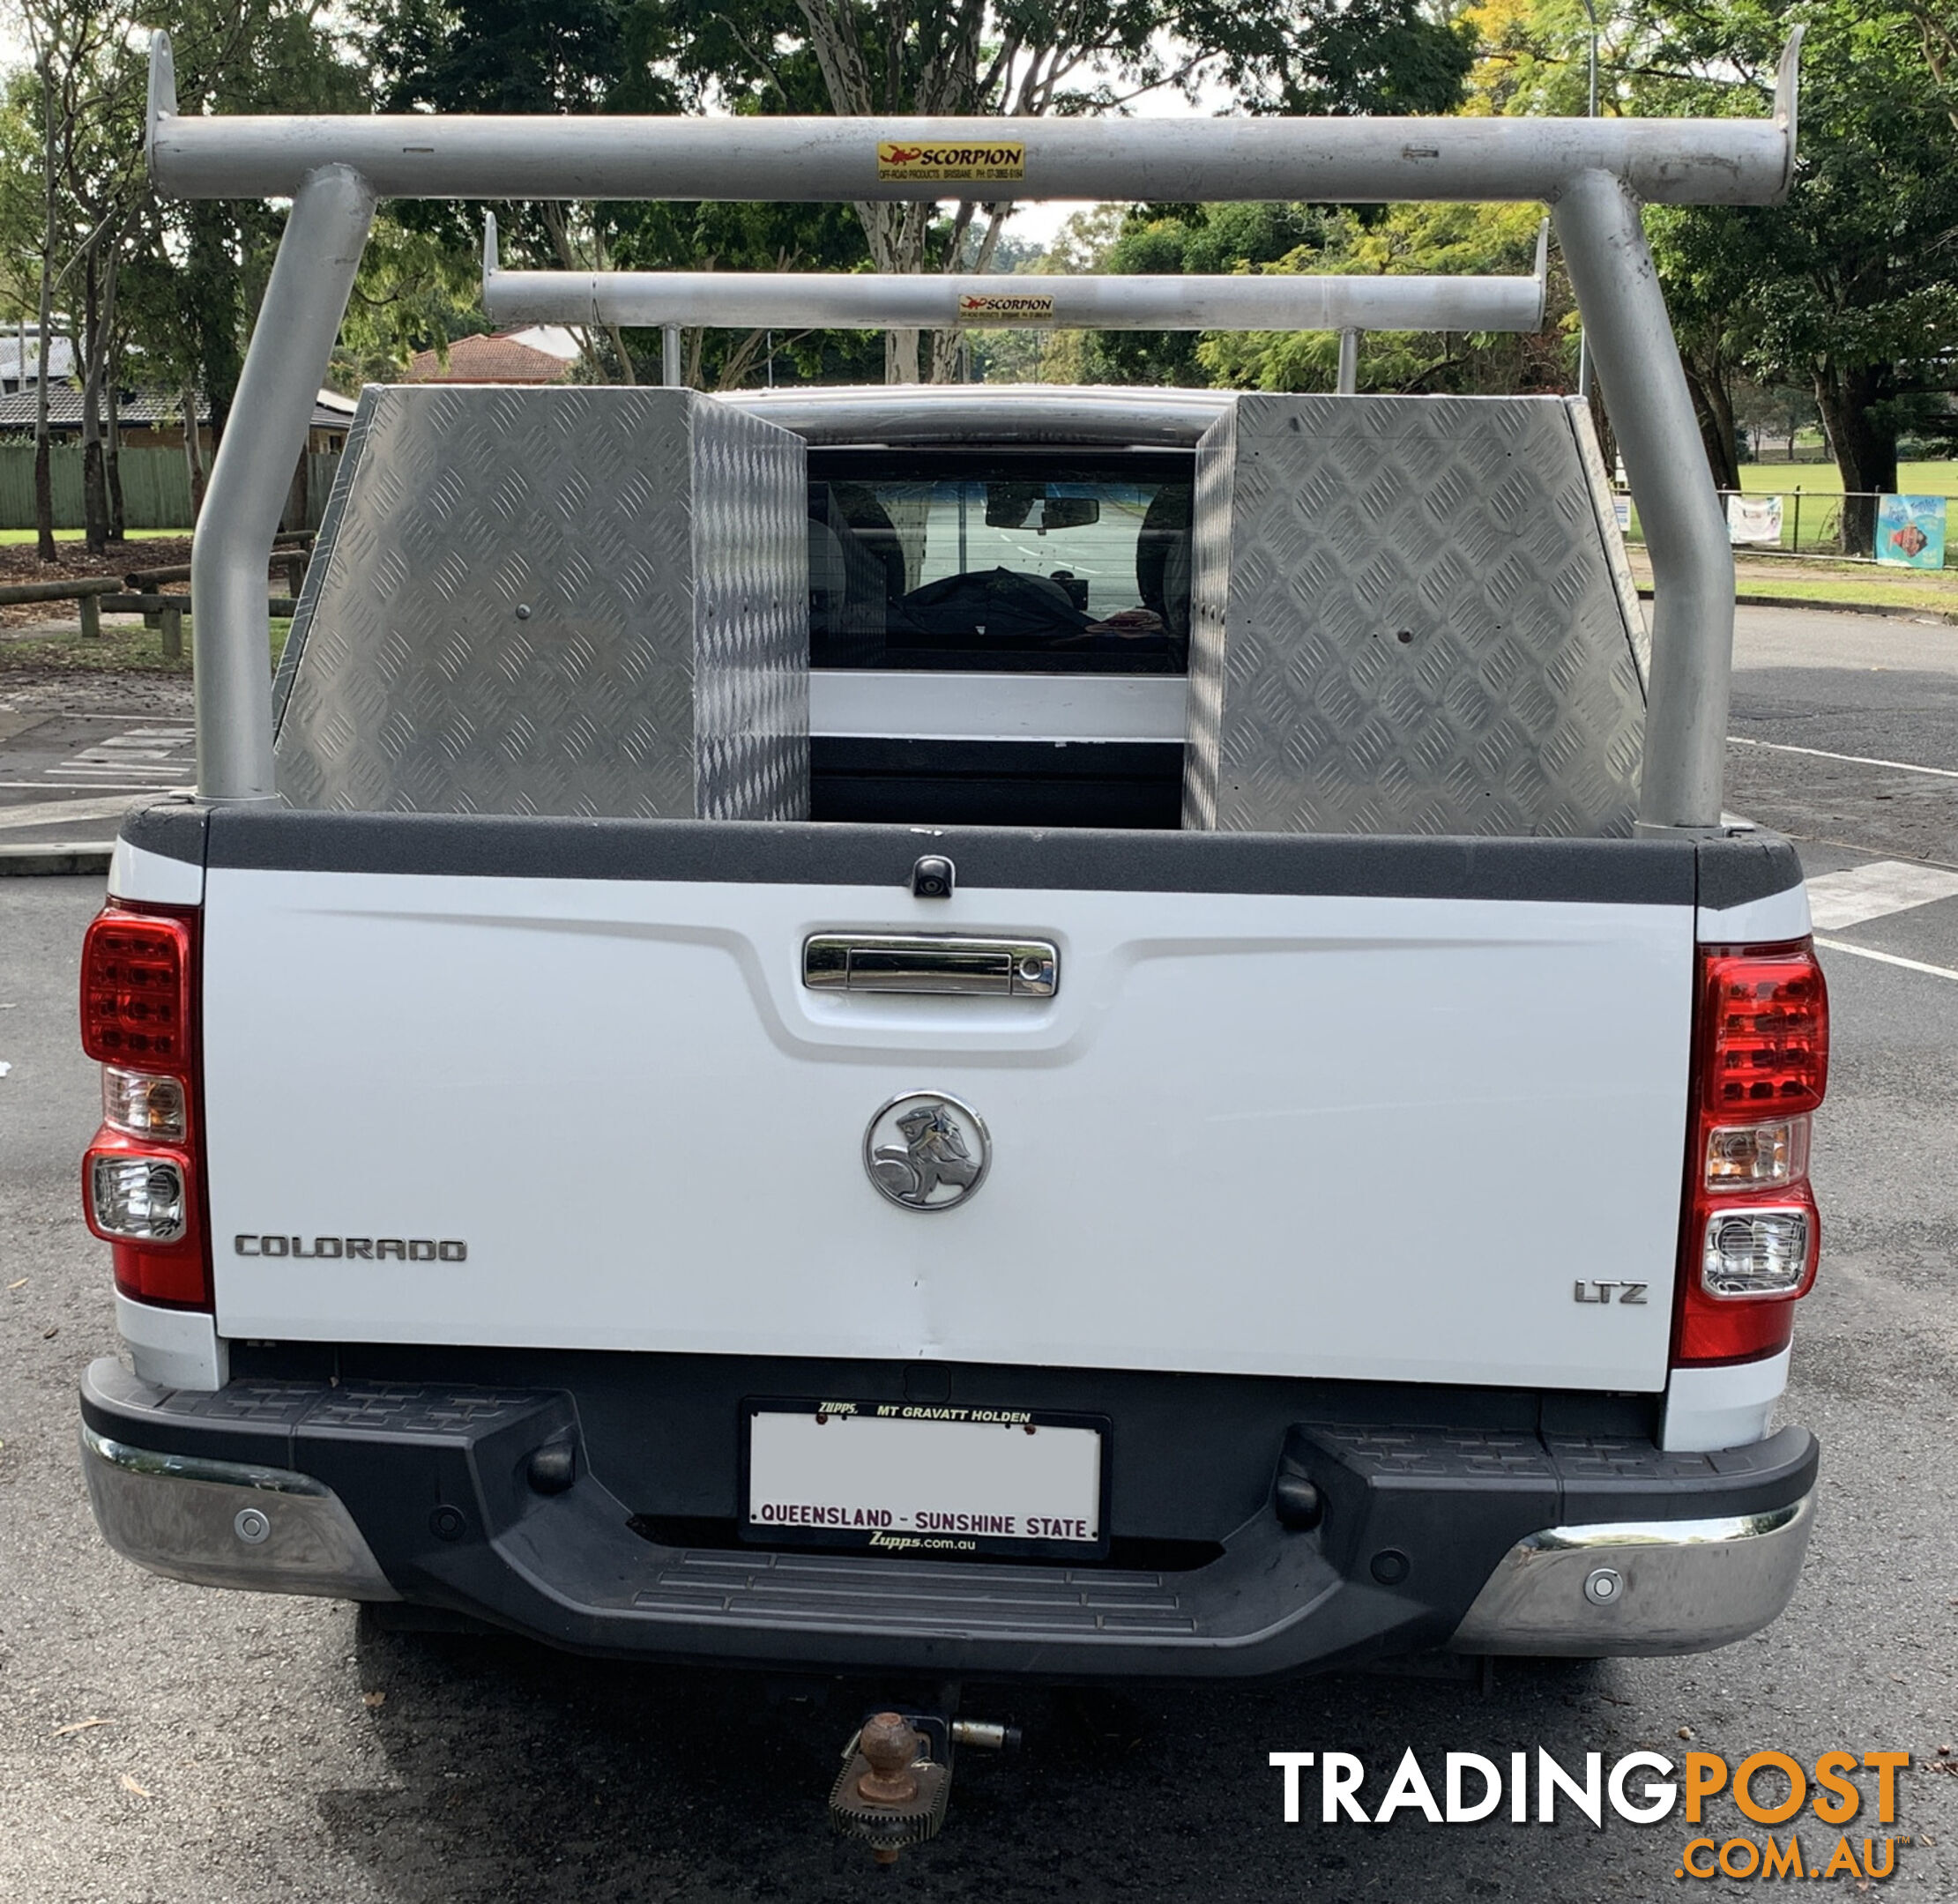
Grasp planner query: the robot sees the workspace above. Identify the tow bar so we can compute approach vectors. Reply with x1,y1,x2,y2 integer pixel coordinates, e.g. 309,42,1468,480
829,1706,1022,1864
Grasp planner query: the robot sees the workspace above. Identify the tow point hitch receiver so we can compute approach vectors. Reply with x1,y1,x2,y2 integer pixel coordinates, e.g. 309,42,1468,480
829,1710,1021,1864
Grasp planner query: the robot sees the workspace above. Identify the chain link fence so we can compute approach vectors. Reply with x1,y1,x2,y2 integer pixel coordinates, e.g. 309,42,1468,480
1717,487,1884,557
1613,487,1916,561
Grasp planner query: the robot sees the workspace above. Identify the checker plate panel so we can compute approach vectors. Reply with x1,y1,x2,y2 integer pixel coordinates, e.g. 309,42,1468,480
1184,393,1646,838
274,384,807,820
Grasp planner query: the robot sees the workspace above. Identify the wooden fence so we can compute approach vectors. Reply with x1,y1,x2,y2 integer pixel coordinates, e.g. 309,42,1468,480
0,445,339,532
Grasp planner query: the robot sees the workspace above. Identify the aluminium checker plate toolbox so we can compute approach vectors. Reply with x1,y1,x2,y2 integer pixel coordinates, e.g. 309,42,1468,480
273,383,809,822
1184,393,1649,840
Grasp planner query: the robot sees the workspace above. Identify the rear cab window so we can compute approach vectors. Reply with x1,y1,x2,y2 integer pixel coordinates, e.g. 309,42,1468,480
809,450,1193,676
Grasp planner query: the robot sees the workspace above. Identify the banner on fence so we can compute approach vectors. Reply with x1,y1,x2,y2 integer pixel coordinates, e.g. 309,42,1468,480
1725,493,1784,546
1876,494,1947,569
1612,496,1632,533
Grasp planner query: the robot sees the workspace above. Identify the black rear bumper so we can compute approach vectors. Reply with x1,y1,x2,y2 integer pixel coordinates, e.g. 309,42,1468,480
79,1351,1818,1679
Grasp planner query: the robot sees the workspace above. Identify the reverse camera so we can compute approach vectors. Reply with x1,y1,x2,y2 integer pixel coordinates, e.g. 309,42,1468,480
911,855,955,900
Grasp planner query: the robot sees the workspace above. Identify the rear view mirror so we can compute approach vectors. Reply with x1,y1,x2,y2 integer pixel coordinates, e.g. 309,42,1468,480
1039,495,1100,530
985,483,1041,528
982,486,1103,532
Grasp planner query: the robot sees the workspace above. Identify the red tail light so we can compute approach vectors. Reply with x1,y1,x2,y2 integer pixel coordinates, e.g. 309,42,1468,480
1674,941,1828,1365
79,903,209,1308
81,911,194,1066
1701,948,1828,1116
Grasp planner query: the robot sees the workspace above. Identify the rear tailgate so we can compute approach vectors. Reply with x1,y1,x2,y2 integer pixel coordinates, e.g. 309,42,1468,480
199,815,1697,1392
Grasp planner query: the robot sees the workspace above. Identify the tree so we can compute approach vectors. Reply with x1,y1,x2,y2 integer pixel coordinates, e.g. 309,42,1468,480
0,2,369,549
330,216,490,388
368,0,1477,383
1085,202,1329,386
142,2,369,442
1478,0,1958,553
1758,8,1957,550
4,0,144,557
1194,200,1560,394
1636,2,1958,551
361,0,871,386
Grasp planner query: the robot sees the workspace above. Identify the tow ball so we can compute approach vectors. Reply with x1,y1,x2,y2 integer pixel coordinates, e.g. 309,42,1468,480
829,1708,1021,1864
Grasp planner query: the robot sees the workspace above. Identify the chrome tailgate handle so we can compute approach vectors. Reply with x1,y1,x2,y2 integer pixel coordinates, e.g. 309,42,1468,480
803,934,1057,998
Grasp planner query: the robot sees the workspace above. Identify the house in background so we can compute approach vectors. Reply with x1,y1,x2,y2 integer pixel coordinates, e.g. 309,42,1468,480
0,329,75,390
402,327,580,384
0,321,584,529
0,377,357,532
0,386,354,453
0,325,355,451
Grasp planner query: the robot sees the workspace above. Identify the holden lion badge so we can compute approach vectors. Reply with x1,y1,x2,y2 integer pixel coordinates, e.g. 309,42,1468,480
864,1092,990,1212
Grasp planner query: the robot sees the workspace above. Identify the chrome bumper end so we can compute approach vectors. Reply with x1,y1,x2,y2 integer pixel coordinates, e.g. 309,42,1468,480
80,1423,399,1601
1448,1491,1813,1658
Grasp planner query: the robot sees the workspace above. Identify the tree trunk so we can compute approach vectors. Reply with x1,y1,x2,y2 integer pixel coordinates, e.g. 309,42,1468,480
885,328,921,383
34,56,56,562
286,441,309,533
103,247,125,542
182,384,207,520
540,203,637,381
188,203,242,449
716,328,772,390
791,0,1014,383
106,379,125,541
1587,381,1618,495
856,202,934,384
80,252,109,555
1813,361,1896,557
927,203,1012,383
591,226,635,384
1682,351,1741,493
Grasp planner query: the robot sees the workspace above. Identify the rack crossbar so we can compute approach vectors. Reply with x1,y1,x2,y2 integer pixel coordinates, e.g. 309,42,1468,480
480,218,1549,335
147,33,1798,209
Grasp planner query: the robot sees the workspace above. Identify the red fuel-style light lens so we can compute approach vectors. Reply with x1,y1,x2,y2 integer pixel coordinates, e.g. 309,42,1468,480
1701,949,1828,1116
81,910,195,1069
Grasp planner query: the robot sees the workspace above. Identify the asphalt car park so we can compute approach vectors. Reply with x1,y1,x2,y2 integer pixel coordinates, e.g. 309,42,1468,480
2,605,1955,1900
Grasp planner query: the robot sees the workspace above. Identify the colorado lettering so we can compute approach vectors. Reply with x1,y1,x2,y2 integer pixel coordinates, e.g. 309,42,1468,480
234,1234,467,1261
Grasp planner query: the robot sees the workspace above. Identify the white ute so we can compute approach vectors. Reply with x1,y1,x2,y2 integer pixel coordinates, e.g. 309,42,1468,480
82,30,1824,1720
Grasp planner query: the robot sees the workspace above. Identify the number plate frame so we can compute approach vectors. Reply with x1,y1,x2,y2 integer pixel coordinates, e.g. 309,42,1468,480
741,1398,1110,1560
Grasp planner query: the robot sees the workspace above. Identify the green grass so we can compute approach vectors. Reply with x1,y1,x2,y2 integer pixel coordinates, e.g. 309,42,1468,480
1626,539,1958,615
1730,576,1958,614
1736,461,1958,497
0,526,185,545
0,616,289,674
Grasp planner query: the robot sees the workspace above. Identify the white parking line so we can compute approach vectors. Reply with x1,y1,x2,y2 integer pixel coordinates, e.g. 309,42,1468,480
1728,735,1958,780
0,778,183,792
0,793,161,829
28,723,198,789
1814,936,1958,984
1804,860,1958,930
